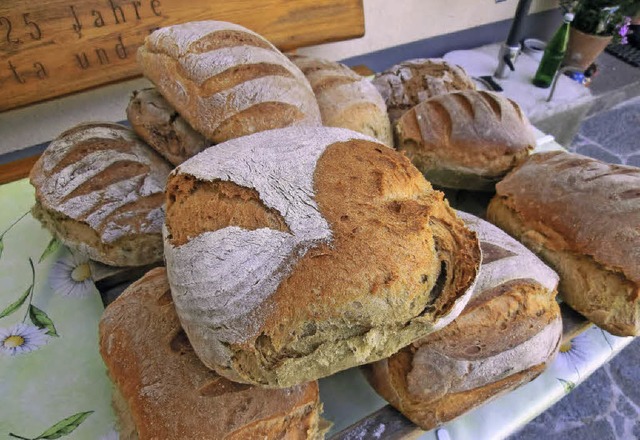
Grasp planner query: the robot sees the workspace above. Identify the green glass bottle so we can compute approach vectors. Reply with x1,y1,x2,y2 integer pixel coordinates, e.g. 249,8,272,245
533,12,574,88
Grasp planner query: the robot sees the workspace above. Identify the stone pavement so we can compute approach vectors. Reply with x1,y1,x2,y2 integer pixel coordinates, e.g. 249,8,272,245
508,96,640,440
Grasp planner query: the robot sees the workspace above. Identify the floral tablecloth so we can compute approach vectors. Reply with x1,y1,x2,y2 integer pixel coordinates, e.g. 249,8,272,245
0,179,117,440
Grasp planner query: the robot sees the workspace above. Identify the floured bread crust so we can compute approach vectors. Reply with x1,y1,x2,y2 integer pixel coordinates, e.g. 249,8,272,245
372,58,476,125
164,126,480,388
137,20,322,144
362,212,561,430
289,55,392,146
487,151,640,336
99,267,324,439
29,122,172,266
126,88,210,166
396,90,536,191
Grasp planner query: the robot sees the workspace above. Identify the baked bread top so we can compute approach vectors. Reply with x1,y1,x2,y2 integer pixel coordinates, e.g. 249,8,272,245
99,267,323,439
29,122,172,266
289,54,393,145
163,126,480,387
126,88,210,166
493,151,640,285
363,211,561,430
372,58,476,125
138,20,322,143
395,90,536,190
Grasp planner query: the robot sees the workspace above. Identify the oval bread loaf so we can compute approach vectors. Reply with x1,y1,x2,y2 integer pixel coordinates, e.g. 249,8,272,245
30,122,172,267
363,211,561,430
396,90,536,191
289,54,393,146
137,20,322,144
126,88,210,166
488,151,640,336
163,126,481,388
372,58,476,125
99,267,325,439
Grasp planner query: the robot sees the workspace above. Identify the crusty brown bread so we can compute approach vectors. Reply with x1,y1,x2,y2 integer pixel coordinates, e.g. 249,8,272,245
289,55,392,146
372,58,476,125
487,151,640,336
126,88,210,166
395,90,536,191
137,20,322,144
99,267,325,440
163,126,481,388
363,211,561,430
29,122,172,267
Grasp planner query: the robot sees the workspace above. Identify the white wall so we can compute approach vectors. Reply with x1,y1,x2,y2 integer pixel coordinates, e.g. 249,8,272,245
299,0,559,60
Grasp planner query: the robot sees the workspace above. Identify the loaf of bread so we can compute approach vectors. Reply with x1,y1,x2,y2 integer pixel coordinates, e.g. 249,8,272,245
126,88,210,166
372,58,476,125
289,55,392,146
487,151,640,336
99,267,325,439
164,126,481,388
395,90,536,191
363,211,561,430
30,123,172,267
137,20,322,144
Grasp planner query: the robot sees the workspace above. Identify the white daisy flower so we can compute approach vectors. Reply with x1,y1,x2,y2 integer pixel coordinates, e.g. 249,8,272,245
0,322,48,355
49,251,97,298
552,331,593,380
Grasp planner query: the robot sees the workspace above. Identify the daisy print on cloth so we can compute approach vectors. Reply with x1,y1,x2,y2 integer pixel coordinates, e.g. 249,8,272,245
0,179,117,439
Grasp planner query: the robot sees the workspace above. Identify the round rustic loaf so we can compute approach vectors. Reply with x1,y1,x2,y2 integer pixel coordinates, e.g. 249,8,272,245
137,20,322,144
395,90,536,191
289,54,393,146
372,58,476,125
126,88,210,166
99,267,325,439
163,126,481,388
30,122,172,266
363,211,561,430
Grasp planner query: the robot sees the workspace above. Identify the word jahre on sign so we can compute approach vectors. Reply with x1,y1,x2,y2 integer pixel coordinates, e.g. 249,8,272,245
0,0,364,112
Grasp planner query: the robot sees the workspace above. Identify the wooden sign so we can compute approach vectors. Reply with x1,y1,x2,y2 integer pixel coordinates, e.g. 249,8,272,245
0,0,364,112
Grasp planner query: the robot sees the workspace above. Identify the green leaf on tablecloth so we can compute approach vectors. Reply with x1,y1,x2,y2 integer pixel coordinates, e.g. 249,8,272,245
34,411,93,439
558,378,576,393
38,238,61,263
29,304,58,337
0,285,32,319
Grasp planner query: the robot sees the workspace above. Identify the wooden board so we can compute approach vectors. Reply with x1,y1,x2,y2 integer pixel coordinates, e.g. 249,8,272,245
0,0,364,111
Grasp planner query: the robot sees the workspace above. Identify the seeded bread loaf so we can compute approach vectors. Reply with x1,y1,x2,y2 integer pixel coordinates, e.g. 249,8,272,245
395,90,536,191
372,58,476,125
289,55,392,146
30,123,172,267
126,88,210,166
163,126,481,388
487,151,640,336
99,267,325,439
363,211,561,430
137,20,322,144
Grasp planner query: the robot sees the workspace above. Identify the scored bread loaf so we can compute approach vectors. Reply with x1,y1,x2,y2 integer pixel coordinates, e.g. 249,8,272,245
137,20,322,144
99,267,325,439
395,90,536,191
372,58,476,125
487,151,640,336
289,54,393,146
163,126,481,388
363,211,561,430
30,123,172,267
126,88,210,166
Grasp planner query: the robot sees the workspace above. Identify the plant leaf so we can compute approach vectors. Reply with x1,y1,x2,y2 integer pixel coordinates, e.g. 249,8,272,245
0,236,4,260
558,378,576,393
0,285,32,319
38,238,61,263
29,304,58,337
35,411,93,439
